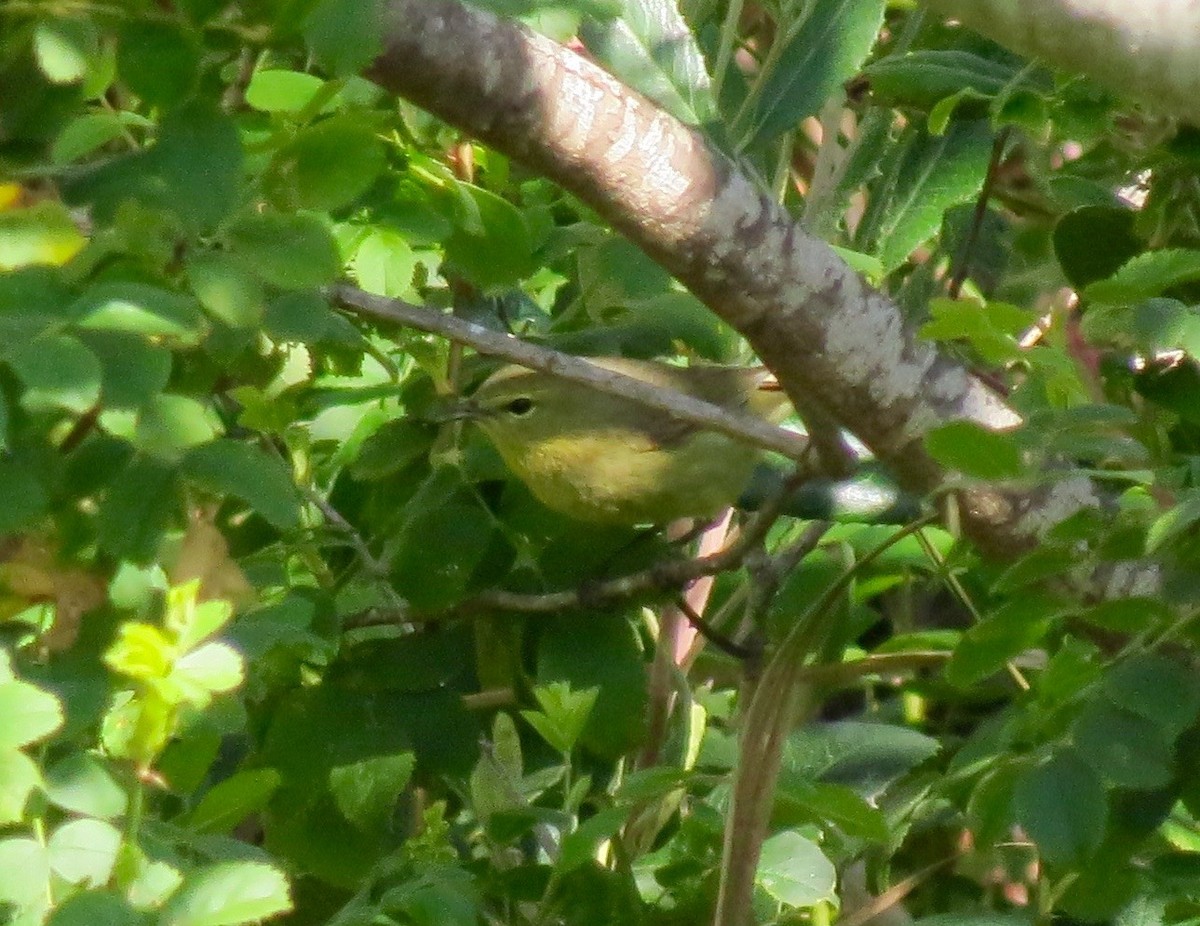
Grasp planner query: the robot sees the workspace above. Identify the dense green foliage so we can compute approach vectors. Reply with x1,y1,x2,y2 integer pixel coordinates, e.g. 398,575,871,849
4,0,1200,924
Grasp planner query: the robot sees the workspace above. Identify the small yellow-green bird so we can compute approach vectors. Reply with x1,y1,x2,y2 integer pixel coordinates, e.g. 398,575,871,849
461,357,790,524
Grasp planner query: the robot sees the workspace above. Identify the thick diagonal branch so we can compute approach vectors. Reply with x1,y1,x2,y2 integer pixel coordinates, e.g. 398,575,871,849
365,0,1099,558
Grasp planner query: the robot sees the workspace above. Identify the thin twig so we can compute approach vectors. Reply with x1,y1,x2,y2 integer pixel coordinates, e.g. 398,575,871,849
330,285,811,462
948,127,1012,299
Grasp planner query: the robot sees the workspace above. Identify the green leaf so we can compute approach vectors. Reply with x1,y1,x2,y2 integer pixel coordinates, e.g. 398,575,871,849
184,440,302,531
1147,489,1200,553
0,201,87,270
148,103,243,233
0,676,64,749
117,20,199,108
1084,249,1200,303
6,333,102,414
174,642,245,698
159,861,292,926
945,596,1062,688
536,613,648,760
0,455,49,533
51,112,125,164
1072,699,1175,790
350,227,420,299
920,298,1034,365
124,394,221,459
1053,205,1141,290
245,69,326,113
0,837,50,910
443,185,535,291
34,19,98,85
520,681,599,754
47,892,142,926
774,780,889,842
350,418,435,480
45,752,127,819
756,830,837,907
263,290,343,343
80,331,172,409
557,805,629,875
266,116,386,212
47,817,121,887
924,420,1023,480
392,484,501,610
859,120,994,274
579,0,716,126
96,456,178,561
186,253,266,328
782,720,939,799
303,0,385,76
862,49,1027,111
1104,653,1200,734
73,281,207,345
0,748,43,826
1013,751,1106,867
184,769,281,834
0,266,74,342
738,0,885,147
1077,597,1172,633
329,751,416,832
227,212,341,290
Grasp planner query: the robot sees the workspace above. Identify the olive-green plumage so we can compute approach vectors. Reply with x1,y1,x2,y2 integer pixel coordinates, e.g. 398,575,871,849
464,357,789,524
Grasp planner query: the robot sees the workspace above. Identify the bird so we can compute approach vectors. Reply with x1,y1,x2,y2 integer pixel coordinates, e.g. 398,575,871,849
459,357,790,524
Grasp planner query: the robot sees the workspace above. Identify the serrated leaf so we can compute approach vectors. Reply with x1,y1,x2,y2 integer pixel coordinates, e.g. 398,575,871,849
580,0,716,126
1073,699,1174,790
265,116,386,212
227,212,341,290
862,49,1024,111
183,440,302,531
159,861,291,926
1084,249,1200,303
738,0,884,148
1103,653,1200,735
329,752,415,832
945,597,1062,688
862,120,994,273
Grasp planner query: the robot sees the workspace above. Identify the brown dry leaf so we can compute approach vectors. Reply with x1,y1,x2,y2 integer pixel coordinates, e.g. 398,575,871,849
170,515,255,608
0,537,105,652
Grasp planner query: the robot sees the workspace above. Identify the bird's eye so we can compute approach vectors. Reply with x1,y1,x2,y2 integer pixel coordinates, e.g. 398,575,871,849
504,396,535,416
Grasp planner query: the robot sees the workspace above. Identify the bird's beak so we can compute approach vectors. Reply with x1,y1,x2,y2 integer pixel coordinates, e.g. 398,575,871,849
431,396,483,424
